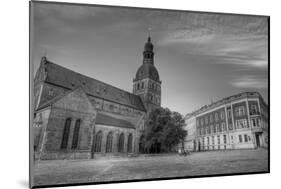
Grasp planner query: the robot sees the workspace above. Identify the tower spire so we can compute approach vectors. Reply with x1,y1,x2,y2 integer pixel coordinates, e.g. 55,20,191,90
143,35,154,65
148,27,152,40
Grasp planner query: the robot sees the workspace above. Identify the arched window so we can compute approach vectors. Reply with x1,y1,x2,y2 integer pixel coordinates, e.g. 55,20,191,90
71,119,81,149
106,132,113,153
61,118,72,149
94,131,102,152
127,133,133,153
118,133,124,152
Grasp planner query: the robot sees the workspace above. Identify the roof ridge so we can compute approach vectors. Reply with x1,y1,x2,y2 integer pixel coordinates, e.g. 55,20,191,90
42,58,146,111
186,91,264,117
45,60,141,98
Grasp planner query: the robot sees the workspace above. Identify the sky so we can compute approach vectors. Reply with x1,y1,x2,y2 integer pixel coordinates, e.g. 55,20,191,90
31,2,268,115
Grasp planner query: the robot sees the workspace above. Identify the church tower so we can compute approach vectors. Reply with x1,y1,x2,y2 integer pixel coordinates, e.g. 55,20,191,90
133,36,161,113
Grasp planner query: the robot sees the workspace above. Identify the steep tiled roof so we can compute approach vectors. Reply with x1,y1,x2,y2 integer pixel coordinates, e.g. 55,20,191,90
96,112,135,129
41,58,146,111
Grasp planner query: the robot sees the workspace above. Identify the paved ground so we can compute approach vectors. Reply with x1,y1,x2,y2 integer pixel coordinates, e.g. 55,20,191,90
33,149,268,186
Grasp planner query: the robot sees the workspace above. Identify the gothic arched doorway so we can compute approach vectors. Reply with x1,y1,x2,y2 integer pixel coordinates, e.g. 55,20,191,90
139,135,145,153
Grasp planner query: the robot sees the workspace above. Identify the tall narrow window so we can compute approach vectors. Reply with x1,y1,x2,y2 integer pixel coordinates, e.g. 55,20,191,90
239,135,243,143
214,124,217,133
127,133,133,153
94,131,103,152
217,135,220,150
222,123,226,131
210,114,213,123
71,119,81,149
227,109,232,118
202,138,205,150
215,113,219,121
252,119,257,127
244,134,248,142
221,111,225,119
118,133,124,152
61,118,72,149
106,132,113,153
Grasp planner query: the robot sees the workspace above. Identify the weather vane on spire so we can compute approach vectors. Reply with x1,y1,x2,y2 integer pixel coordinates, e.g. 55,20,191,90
43,48,47,58
147,27,152,42
148,27,152,37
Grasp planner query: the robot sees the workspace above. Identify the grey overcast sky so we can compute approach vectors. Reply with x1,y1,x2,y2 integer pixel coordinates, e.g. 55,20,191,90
31,2,268,115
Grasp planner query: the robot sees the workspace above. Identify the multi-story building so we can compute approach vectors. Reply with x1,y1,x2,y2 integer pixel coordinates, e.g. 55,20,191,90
184,92,268,151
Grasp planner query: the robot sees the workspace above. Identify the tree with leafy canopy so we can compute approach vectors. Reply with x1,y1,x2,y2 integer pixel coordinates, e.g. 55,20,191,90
144,107,187,153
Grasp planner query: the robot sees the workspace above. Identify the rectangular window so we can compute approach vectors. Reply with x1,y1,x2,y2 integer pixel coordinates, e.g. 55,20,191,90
202,138,205,150
210,114,213,123
223,135,227,144
244,119,250,128
239,106,245,116
236,119,248,129
222,123,226,131
221,111,225,119
215,124,218,133
229,123,233,130
205,116,208,124
235,108,239,116
212,136,215,150
217,135,220,149
227,109,232,118
239,135,243,143
257,119,260,127
244,134,248,142
252,119,256,127
218,124,222,132
250,105,258,115
215,113,219,121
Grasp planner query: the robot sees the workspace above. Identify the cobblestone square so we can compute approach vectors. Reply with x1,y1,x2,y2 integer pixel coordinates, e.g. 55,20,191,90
33,149,268,186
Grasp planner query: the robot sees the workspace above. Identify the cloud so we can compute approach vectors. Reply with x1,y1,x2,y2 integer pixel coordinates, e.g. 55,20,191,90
230,75,268,89
157,13,268,70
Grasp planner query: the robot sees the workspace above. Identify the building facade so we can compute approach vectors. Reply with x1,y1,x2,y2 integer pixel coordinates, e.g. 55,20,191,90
184,92,268,151
182,114,197,151
33,37,161,160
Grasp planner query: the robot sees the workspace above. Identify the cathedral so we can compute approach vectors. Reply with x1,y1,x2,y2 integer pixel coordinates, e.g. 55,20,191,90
33,37,161,160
